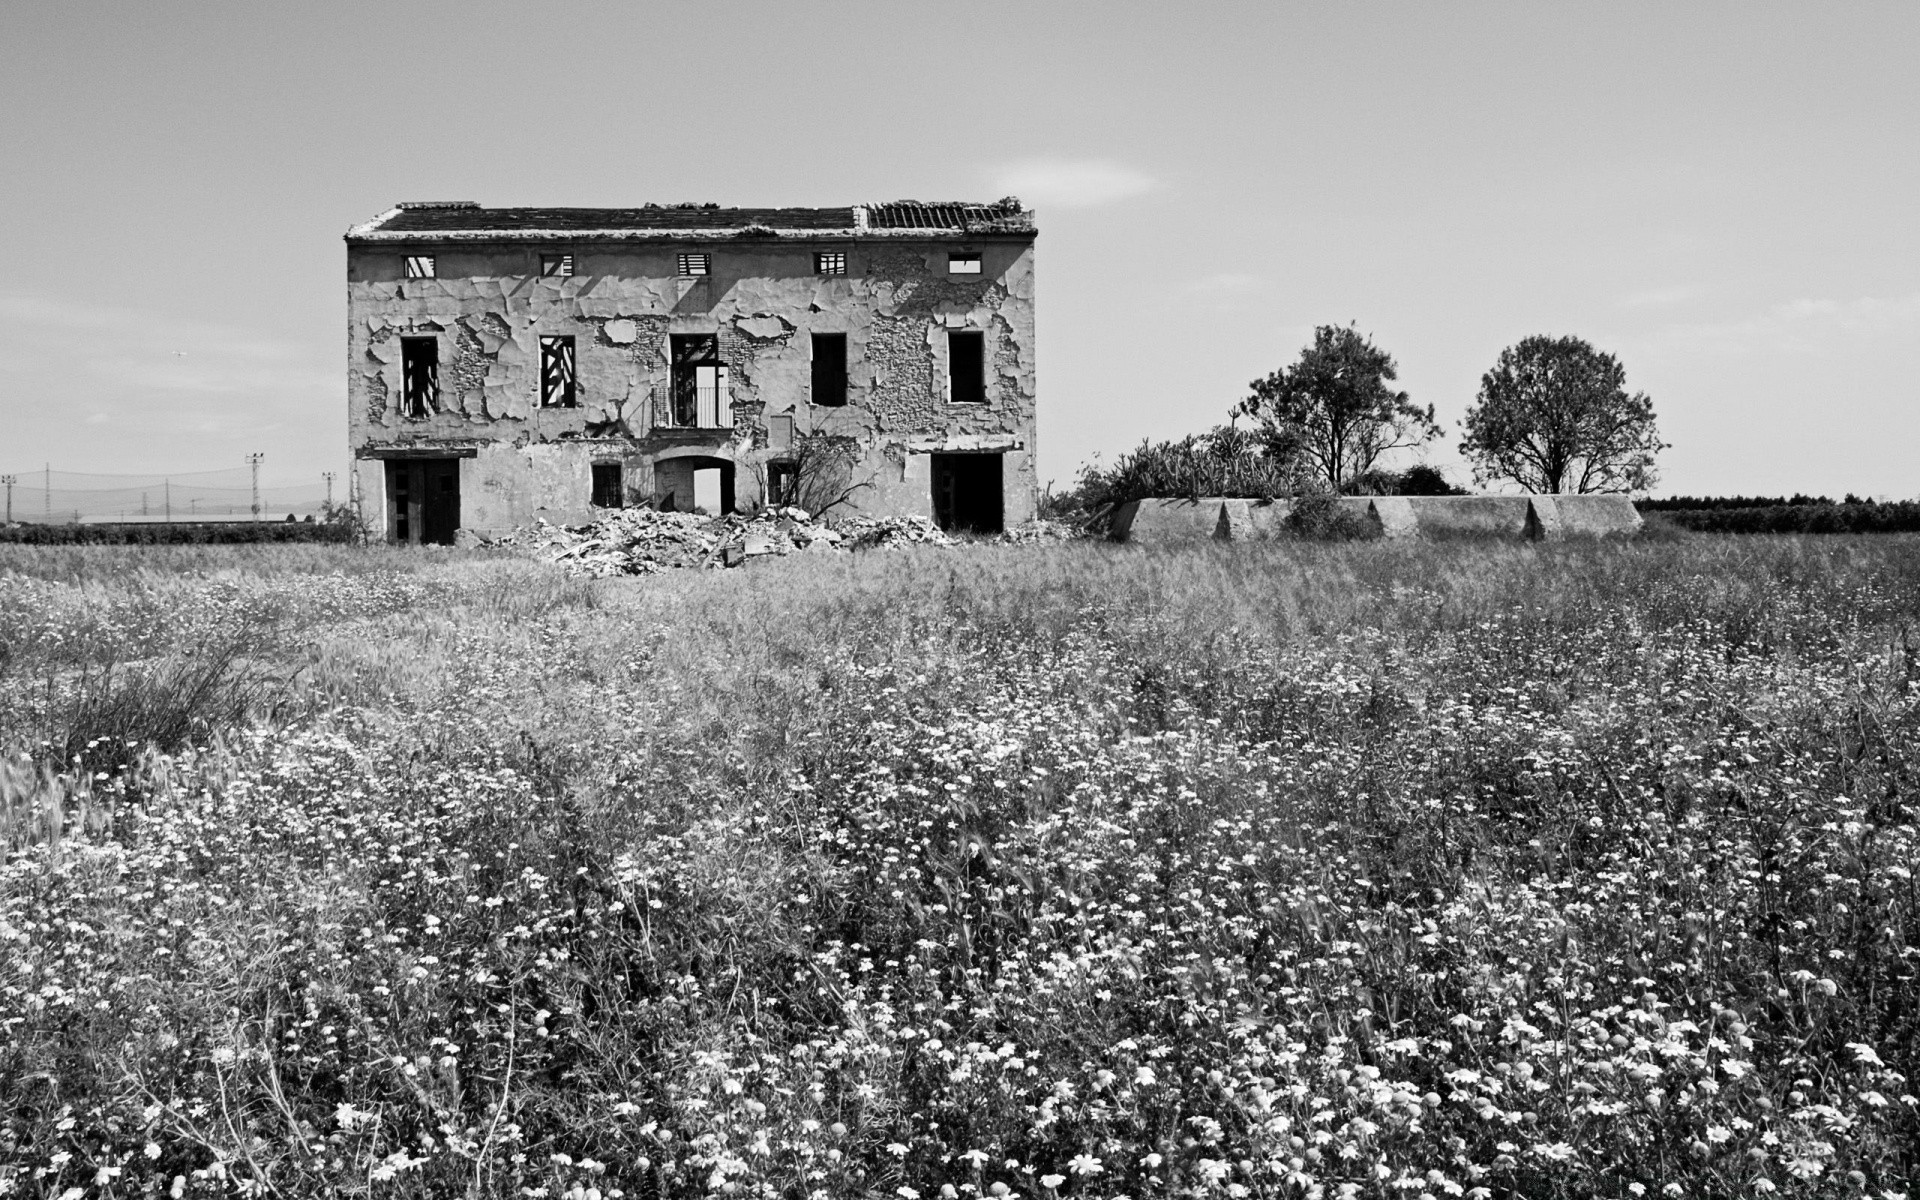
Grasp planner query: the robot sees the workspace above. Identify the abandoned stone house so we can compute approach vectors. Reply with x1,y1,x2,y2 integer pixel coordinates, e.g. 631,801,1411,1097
344,200,1037,544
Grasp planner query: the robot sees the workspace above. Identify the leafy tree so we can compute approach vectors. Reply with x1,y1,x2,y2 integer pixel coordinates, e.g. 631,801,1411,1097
1460,335,1666,493
1237,324,1440,492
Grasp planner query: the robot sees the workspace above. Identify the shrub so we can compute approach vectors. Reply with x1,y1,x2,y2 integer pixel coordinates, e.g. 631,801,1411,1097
1072,424,1302,508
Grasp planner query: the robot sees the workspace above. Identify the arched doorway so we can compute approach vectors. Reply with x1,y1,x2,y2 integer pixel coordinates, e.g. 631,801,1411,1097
653,454,735,515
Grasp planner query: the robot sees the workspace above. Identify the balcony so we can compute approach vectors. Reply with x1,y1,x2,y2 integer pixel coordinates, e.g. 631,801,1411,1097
654,366,732,431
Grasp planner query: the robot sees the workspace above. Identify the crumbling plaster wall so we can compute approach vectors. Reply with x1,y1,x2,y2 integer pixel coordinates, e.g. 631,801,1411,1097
347,237,1036,526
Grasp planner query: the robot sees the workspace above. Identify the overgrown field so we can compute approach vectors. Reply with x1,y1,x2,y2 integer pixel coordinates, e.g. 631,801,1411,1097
2,538,1916,1199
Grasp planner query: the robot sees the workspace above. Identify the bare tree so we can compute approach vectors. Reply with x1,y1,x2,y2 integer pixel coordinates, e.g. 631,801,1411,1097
761,436,873,517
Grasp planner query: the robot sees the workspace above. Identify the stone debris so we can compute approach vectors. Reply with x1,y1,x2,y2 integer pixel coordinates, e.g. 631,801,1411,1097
486,508,1082,577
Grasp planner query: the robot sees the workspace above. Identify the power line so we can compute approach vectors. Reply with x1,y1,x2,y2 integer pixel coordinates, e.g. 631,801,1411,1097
0,460,344,524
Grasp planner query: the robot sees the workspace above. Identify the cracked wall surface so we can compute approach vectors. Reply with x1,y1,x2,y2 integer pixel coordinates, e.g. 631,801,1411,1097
347,236,1035,533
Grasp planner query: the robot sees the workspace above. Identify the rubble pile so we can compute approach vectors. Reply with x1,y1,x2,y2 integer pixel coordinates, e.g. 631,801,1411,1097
839,514,958,551
492,507,1082,577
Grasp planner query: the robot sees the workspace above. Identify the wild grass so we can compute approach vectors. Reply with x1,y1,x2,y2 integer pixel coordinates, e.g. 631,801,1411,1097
1,536,1917,1198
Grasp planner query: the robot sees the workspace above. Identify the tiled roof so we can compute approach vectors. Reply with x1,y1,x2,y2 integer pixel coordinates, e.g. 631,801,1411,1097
345,200,1033,241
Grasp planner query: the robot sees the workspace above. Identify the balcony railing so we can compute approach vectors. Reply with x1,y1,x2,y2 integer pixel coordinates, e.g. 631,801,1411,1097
654,367,732,430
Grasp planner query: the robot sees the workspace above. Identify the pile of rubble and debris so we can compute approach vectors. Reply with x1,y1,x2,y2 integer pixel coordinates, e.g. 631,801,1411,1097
486,506,1076,577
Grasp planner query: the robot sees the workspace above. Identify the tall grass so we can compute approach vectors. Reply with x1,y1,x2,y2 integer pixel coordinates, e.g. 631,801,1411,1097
1,536,1917,1198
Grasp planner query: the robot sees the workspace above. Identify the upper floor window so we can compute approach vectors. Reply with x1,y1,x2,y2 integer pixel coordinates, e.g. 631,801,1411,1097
678,252,710,277
811,333,848,407
814,251,847,276
947,330,985,404
400,337,439,417
540,336,577,407
540,254,574,277
948,252,981,275
405,255,437,279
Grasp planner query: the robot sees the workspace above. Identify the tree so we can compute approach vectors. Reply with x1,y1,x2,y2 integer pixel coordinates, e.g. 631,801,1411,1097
1237,324,1439,493
1460,335,1666,494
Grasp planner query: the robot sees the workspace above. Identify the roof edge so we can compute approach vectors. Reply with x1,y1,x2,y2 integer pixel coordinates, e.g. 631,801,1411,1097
343,205,404,240
344,226,1036,244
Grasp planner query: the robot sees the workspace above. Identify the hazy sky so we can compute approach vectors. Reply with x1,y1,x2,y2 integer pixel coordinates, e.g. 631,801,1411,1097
2,2,1914,496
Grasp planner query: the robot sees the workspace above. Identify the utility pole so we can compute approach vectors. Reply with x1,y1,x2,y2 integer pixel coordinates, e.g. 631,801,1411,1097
246,452,264,519
1,475,14,524
322,471,336,513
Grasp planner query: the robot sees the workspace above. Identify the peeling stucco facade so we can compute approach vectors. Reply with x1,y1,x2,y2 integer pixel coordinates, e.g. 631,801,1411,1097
344,201,1037,541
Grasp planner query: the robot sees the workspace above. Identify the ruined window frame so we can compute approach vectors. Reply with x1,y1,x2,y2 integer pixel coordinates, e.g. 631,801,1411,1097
947,251,982,275
814,251,847,276
677,252,710,277
399,336,440,418
946,329,987,405
590,461,624,509
539,335,577,408
767,460,799,507
404,255,437,279
810,332,849,408
540,253,575,278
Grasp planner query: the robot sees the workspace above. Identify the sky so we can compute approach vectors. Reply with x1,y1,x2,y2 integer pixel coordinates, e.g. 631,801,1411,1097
1,1,1914,497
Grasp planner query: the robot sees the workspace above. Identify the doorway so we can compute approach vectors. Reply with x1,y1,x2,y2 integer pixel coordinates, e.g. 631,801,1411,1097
654,455,735,515
930,453,1004,534
385,458,461,545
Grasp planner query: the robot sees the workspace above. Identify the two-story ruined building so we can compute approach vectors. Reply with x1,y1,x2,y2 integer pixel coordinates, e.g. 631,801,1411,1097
344,200,1036,544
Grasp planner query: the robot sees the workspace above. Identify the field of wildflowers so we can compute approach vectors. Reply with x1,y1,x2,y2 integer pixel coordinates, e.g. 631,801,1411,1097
2,536,1916,1199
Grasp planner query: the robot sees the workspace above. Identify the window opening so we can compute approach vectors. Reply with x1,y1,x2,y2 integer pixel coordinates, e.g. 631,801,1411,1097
947,330,986,404
668,333,729,427
811,332,848,407
767,461,798,508
400,337,439,417
405,255,436,278
540,336,577,407
678,252,710,277
814,251,847,276
948,252,981,275
591,462,624,508
541,254,574,277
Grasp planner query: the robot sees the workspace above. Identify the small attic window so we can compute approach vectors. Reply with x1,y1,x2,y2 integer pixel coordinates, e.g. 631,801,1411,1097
678,252,710,277
540,254,574,277
405,255,436,279
948,252,981,275
814,251,847,276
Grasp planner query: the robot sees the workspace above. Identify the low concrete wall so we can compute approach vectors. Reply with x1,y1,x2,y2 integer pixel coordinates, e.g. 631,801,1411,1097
1107,498,1233,544
1108,494,1643,542
1402,495,1532,539
1546,494,1643,538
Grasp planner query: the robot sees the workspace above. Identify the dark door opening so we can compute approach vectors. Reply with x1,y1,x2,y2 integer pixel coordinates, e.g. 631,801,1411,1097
930,453,1003,534
385,458,461,545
